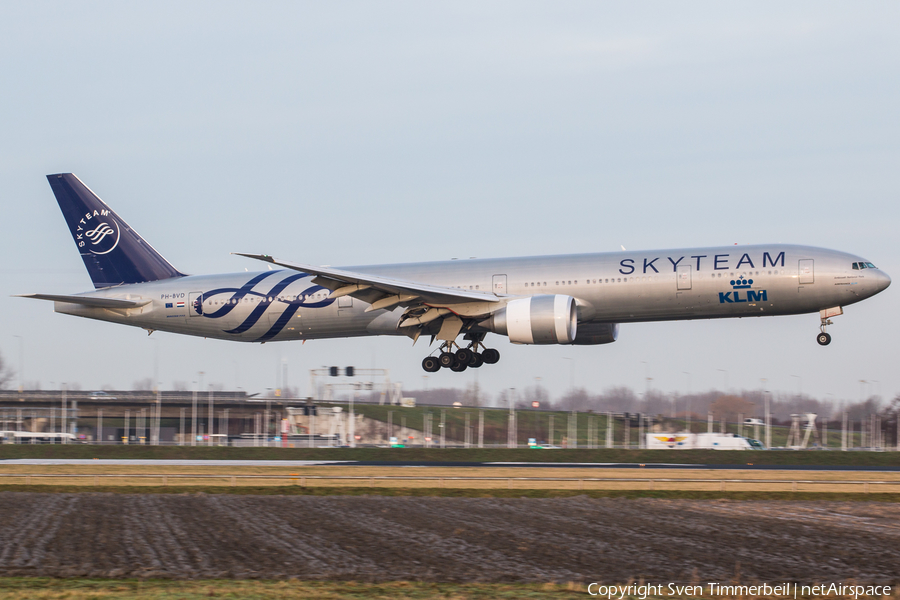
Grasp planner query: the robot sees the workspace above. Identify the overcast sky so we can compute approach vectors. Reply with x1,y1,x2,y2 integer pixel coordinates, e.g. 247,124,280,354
1,2,897,404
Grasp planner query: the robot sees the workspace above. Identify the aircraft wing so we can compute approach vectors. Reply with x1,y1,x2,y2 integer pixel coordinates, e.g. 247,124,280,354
234,253,501,311
16,293,151,309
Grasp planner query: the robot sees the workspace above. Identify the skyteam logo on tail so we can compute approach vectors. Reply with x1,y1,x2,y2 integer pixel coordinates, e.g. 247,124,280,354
719,276,768,304
74,209,120,255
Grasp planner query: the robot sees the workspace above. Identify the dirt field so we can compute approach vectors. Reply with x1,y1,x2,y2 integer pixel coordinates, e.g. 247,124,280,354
2,466,900,493
0,493,897,584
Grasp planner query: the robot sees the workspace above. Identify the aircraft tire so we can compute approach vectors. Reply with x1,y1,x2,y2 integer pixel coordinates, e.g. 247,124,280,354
438,352,455,368
817,332,832,346
450,358,468,372
456,348,472,365
470,353,484,368
422,356,440,372
482,348,500,364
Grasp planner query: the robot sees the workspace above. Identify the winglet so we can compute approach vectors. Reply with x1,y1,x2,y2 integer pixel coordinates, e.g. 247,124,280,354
233,253,275,263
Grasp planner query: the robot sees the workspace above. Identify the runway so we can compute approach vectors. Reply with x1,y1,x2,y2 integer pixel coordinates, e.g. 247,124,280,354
3,458,899,471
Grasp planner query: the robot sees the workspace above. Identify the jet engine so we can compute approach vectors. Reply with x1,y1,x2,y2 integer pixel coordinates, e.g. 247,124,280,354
482,295,577,344
571,322,619,345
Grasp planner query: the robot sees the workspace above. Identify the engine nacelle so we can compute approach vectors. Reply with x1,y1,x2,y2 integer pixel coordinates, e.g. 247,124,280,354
483,295,577,344
571,322,619,345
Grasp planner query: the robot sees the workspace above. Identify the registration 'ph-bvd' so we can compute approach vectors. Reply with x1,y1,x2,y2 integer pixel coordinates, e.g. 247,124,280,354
719,278,767,304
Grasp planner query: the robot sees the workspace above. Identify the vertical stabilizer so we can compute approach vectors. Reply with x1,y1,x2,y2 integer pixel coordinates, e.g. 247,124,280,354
46,173,185,289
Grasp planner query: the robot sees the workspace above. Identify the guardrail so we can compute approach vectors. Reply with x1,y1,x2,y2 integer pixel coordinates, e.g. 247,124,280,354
1,473,899,493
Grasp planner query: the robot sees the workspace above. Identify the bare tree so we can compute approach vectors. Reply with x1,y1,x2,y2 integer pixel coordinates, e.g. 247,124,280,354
0,352,14,390
597,386,639,412
132,377,154,391
709,395,756,422
844,397,882,421
878,395,900,448
555,387,592,412
641,390,673,417
519,382,550,409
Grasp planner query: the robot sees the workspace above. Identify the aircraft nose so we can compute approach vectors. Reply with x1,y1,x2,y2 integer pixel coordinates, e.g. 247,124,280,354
876,270,891,292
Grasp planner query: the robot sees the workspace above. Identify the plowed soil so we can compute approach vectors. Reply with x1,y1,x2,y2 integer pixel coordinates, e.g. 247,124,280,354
0,493,897,583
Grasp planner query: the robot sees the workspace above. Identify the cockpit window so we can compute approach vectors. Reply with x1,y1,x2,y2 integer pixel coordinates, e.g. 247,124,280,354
866,262,877,269
852,263,859,270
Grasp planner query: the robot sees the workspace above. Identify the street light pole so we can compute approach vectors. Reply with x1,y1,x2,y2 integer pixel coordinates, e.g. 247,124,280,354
683,371,691,432
562,358,574,391
717,369,728,392
12,335,23,392
191,382,198,447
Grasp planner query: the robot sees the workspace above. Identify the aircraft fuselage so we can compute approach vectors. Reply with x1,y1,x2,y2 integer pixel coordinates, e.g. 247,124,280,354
55,243,889,343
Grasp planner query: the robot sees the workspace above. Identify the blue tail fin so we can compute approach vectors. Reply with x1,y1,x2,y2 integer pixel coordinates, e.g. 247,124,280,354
47,173,185,289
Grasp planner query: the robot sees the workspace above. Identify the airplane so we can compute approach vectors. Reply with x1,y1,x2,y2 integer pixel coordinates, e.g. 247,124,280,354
19,173,891,373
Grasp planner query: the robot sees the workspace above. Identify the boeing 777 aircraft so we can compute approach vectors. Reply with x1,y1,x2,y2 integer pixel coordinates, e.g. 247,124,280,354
20,174,891,372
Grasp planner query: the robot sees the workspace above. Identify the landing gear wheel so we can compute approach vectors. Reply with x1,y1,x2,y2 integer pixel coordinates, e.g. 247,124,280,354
456,348,473,365
817,332,832,346
422,356,440,372
482,348,500,364
470,353,484,368
450,358,468,372
438,352,455,368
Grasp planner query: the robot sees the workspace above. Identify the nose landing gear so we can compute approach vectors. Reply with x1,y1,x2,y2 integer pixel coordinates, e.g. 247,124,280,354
816,308,842,346
817,317,833,346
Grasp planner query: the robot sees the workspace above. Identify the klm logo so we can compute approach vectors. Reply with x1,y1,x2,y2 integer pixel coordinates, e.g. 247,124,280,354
719,277,768,304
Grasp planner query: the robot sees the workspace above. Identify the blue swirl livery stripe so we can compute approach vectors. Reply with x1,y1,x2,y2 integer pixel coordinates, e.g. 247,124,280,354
254,293,335,342
201,271,281,319
225,273,308,334
198,271,338,340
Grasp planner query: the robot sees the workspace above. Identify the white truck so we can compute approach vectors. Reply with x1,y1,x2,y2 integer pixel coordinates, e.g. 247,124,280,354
646,432,766,450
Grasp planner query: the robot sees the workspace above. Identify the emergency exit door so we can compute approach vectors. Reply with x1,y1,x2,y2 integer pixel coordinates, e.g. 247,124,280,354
799,259,814,284
676,265,692,290
492,274,507,295
189,292,204,316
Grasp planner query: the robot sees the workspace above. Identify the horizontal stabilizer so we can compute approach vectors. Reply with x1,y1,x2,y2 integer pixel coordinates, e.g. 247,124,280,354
16,293,151,309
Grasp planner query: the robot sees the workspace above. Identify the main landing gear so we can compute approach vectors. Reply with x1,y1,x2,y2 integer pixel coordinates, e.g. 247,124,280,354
421,341,500,373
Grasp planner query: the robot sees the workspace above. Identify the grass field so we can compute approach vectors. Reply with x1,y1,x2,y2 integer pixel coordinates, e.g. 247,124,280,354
2,444,900,466
1,465,900,494
0,578,584,599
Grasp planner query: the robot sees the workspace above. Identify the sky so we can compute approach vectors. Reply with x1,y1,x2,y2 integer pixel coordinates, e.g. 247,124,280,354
1,2,898,405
